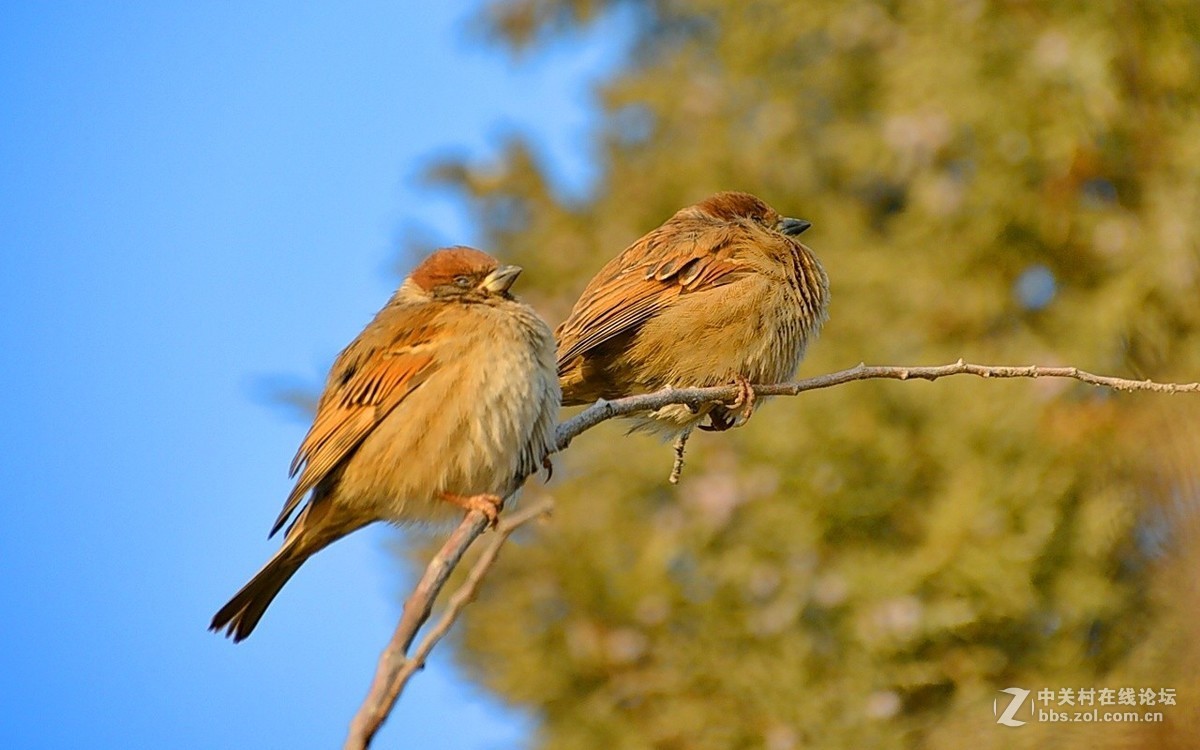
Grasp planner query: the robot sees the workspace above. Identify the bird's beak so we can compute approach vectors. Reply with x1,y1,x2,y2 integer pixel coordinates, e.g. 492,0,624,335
480,264,523,293
778,217,812,236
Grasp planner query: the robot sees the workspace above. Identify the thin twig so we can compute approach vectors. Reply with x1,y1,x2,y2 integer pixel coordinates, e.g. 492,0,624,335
669,427,692,485
555,360,1200,451
389,499,554,695
344,508,491,749
348,359,1200,746
343,500,553,750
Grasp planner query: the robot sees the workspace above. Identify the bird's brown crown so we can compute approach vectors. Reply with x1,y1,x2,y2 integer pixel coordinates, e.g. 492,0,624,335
693,191,782,226
410,246,500,292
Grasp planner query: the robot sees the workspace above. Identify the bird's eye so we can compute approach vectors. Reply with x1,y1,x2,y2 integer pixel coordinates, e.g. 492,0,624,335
453,275,472,288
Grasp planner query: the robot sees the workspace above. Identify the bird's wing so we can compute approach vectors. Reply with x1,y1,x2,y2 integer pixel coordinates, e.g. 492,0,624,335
269,306,440,537
555,220,748,371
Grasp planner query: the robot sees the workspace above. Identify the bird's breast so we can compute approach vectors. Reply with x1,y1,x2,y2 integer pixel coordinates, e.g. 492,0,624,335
338,302,558,524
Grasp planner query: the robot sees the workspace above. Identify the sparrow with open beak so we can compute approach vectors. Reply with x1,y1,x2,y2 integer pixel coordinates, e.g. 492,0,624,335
211,246,559,641
556,191,828,434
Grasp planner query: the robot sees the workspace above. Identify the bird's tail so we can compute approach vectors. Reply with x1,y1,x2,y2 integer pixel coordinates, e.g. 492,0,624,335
210,499,367,642
209,539,307,642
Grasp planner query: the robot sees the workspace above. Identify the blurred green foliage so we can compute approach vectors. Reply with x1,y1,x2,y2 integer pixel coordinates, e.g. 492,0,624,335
408,1,1200,747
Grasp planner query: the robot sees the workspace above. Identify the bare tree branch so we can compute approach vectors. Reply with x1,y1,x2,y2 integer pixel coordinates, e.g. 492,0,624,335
669,427,692,485
343,509,489,749
346,359,1200,747
343,500,553,750
555,360,1200,451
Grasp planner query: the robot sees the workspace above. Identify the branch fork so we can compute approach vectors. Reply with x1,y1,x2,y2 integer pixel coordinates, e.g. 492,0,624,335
344,360,1200,747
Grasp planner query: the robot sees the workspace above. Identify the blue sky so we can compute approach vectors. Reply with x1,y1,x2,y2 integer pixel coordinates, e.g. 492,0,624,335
0,3,623,746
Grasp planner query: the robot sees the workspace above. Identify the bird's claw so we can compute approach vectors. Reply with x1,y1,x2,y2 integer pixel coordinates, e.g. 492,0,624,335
727,375,756,414
439,492,504,529
698,410,735,431
700,376,756,431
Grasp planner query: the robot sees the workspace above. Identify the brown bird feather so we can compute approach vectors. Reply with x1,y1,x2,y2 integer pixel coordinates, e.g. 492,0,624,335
212,246,559,641
272,312,439,537
556,191,829,434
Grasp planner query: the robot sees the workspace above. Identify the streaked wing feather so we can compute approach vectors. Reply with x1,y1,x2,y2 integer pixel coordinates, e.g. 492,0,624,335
270,321,438,537
556,224,744,370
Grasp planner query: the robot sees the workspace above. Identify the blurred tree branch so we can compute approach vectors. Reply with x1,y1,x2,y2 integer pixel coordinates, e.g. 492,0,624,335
345,360,1200,748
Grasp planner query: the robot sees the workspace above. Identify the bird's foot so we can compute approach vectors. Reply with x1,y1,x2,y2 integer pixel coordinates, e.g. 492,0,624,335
438,492,504,528
698,375,756,431
542,454,555,482
698,410,734,431
727,374,756,417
